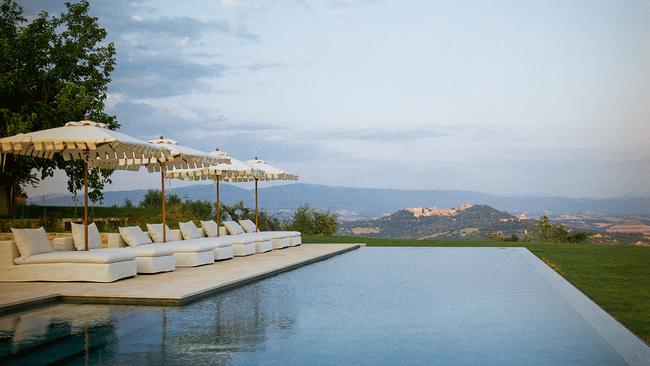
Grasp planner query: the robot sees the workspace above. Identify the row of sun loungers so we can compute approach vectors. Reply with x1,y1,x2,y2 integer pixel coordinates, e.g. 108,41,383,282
0,220,301,282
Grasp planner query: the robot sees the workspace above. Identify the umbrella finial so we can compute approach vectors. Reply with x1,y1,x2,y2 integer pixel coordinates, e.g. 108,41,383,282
159,135,164,139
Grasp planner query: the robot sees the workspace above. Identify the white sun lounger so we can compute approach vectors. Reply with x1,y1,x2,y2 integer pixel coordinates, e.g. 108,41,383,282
0,239,136,283
52,237,175,274
53,223,176,274
237,220,302,248
238,219,301,247
187,221,254,258
221,221,274,253
108,227,215,267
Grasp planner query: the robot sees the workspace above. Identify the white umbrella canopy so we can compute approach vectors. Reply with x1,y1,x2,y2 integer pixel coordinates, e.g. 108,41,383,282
166,155,253,181
0,120,172,250
0,120,171,167
144,138,227,171
165,150,250,236
245,158,298,231
246,158,298,181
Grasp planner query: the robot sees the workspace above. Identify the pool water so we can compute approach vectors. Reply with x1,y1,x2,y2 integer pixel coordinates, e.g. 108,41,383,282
0,247,647,365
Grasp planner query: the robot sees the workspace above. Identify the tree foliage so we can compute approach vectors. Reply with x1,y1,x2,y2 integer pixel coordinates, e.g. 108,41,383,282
135,195,281,231
530,215,587,243
284,203,337,235
220,200,280,231
0,0,116,214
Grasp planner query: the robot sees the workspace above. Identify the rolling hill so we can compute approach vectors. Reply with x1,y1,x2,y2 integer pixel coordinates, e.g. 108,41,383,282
337,204,535,240
30,183,650,219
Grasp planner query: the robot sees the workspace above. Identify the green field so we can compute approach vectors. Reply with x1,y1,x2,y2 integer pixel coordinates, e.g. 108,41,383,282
303,235,650,344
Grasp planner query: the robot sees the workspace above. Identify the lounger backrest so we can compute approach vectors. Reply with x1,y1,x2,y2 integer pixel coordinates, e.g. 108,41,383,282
0,241,20,266
52,237,76,251
107,233,128,248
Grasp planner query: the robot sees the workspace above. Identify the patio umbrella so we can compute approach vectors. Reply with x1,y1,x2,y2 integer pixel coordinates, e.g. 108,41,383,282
0,119,172,249
166,150,252,236
142,138,230,242
246,158,298,231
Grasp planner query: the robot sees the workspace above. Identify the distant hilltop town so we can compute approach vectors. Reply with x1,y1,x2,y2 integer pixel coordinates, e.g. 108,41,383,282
404,204,528,221
404,204,474,217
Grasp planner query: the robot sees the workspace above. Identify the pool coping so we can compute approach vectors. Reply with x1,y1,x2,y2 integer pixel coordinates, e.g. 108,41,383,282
517,247,650,366
0,244,362,314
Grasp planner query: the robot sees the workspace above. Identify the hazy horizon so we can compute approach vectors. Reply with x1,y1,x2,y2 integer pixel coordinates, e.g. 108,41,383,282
19,0,650,199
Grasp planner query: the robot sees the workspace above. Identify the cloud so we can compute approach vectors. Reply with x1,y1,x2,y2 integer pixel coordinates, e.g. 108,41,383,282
222,0,237,9
111,54,228,98
111,100,284,142
115,16,230,38
311,125,463,142
20,1,256,99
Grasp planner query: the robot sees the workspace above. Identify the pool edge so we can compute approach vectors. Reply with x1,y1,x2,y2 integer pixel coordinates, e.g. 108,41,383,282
518,248,650,366
0,244,361,312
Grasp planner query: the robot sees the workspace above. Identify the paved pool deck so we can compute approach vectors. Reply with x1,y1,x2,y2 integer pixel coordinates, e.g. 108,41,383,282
0,244,361,313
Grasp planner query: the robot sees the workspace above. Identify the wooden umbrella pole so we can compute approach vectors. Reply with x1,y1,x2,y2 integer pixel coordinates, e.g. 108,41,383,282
83,160,89,251
161,166,166,242
255,178,259,232
216,177,220,237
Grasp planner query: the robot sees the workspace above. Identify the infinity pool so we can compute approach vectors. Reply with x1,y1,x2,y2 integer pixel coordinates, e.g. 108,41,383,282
0,247,648,365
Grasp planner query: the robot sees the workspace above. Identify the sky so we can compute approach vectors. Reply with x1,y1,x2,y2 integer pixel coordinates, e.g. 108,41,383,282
19,0,650,198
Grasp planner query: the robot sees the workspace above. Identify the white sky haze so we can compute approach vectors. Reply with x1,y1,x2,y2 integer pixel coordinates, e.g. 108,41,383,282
19,0,650,198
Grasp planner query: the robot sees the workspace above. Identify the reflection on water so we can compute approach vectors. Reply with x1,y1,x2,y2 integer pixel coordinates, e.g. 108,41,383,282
0,248,638,365
0,275,299,365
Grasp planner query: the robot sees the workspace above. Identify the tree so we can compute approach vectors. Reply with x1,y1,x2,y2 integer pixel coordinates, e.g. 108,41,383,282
531,215,587,243
532,215,554,241
0,0,116,216
312,211,337,236
284,203,338,235
139,190,162,208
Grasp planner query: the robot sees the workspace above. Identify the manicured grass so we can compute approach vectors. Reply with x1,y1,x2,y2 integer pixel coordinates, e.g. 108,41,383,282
303,235,650,343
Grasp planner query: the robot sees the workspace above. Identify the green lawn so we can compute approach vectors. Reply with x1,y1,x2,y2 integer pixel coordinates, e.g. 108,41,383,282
303,235,650,344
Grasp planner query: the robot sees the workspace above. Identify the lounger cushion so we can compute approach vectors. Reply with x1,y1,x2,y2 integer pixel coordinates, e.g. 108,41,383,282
71,222,101,250
239,219,257,233
200,220,219,237
13,250,135,265
218,235,254,245
167,240,215,253
192,236,237,247
179,221,202,240
10,227,53,259
270,231,300,238
223,221,245,235
119,226,152,247
239,232,275,242
212,237,236,248
146,224,171,243
236,219,300,239
97,244,175,257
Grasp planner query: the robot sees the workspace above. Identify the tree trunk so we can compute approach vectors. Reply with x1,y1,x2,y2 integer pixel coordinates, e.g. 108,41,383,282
0,182,11,217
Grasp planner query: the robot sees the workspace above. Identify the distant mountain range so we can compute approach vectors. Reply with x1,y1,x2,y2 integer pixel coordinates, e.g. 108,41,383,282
29,183,650,219
337,204,534,240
